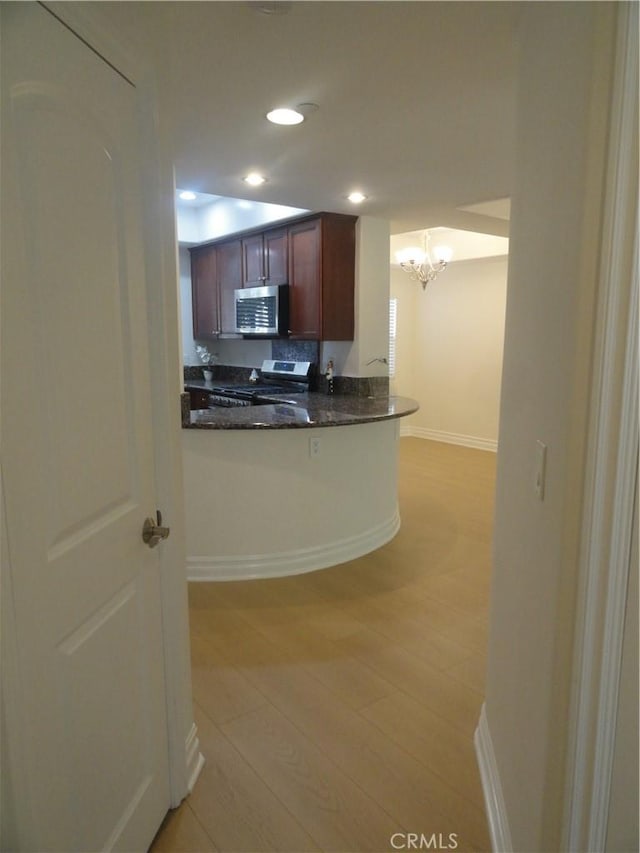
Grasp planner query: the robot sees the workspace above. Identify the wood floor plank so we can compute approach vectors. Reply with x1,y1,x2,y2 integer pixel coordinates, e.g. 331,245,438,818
188,703,320,852
333,590,478,672
362,691,486,808
190,634,268,726
446,652,488,696
336,627,484,736
229,612,395,711
222,703,402,853
228,637,490,851
149,803,218,852
153,438,496,853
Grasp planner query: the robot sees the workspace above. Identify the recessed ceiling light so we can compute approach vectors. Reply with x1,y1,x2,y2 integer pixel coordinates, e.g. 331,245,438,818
244,172,267,187
297,102,319,115
347,191,367,204
267,107,304,126
178,190,197,201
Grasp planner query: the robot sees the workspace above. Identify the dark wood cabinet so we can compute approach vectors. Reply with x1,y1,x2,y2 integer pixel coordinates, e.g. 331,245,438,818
288,218,321,339
190,212,356,342
242,227,288,288
190,239,242,339
288,213,356,341
187,388,211,410
216,239,242,334
190,245,218,339
241,234,264,288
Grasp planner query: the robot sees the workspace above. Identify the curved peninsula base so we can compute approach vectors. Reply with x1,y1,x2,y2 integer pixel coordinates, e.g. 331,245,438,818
182,419,401,581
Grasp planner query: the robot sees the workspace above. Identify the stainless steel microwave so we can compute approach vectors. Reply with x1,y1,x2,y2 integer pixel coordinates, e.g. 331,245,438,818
234,284,289,337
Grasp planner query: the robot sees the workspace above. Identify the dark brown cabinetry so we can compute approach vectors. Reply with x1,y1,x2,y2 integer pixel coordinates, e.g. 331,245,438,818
187,388,211,410
190,239,241,339
190,212,356,341
216,239,242,334
242,227,288,288
288,214,356,341
190,245,218,339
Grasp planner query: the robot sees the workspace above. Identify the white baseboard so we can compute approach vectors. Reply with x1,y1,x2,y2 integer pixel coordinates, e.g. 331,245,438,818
399,425,498,452
474,704,513,852
184,723,204,794
187,508,400,581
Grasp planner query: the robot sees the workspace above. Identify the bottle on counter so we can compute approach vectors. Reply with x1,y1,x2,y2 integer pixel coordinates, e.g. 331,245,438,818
325,359,334,395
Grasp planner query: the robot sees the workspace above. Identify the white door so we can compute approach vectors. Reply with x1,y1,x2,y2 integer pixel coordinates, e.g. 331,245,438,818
1,4,171,850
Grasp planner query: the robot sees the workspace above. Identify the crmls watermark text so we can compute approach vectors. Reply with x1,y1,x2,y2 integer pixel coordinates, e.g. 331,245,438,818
390,832,459,850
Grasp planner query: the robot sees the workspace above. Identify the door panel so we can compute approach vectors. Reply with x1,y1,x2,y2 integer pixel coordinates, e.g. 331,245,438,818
264,227,288,286
191,247,219,338
217,239,243,333
288,219,321,338
242,233,265,286
17,95,136,554
1,4,170,850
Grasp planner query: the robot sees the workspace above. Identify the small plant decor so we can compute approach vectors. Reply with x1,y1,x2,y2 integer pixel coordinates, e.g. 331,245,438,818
195,346,217,380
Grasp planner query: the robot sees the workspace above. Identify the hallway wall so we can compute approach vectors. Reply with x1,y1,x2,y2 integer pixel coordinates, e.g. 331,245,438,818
391,255,508,450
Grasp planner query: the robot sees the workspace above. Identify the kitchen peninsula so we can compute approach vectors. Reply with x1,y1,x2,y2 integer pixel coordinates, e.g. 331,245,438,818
181,372,418,582
184,387,417,429
180,208,406,581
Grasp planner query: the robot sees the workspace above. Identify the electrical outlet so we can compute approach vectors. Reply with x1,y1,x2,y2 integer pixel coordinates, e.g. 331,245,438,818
309,437,321,458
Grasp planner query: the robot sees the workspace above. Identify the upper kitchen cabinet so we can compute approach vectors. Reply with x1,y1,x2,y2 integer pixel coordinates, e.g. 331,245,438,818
216,239,242,334
189,238,242,338
242,227,288,288
288,213,356,341
190,244,218,339
190,212,357,342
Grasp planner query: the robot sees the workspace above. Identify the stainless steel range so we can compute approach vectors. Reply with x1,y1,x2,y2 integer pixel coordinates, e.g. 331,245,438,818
207,360,314,408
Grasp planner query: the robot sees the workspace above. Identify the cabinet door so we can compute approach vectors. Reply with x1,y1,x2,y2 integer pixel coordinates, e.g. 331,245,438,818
288,219,321,339
217,239,242,334
190,246,219,339
188,389,210,410
264,227,288,286
319,214,356,340
242,233,265,287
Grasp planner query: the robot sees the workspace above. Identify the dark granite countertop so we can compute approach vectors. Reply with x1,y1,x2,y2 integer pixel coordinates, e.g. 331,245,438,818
183,387,418,430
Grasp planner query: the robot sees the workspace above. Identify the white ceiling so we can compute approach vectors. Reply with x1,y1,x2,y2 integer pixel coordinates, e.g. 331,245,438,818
97,1,519,236
390,226,509,265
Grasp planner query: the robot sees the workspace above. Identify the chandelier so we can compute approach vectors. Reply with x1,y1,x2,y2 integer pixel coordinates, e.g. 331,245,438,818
395,231,453,290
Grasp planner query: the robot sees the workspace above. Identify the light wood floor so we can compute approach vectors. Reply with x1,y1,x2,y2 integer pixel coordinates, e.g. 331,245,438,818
151,437,495,853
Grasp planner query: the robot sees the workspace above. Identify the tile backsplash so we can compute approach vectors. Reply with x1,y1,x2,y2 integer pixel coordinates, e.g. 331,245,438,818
271,340,319,364
185,338,388,397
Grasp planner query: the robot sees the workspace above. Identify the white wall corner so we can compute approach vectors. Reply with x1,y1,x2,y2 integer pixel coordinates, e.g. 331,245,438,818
474,704,513,853
343,215,390,377
184,723,205,797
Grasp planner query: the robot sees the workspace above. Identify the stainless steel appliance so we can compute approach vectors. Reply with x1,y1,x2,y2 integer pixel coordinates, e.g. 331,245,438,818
234,284,289,337
206,360,314,407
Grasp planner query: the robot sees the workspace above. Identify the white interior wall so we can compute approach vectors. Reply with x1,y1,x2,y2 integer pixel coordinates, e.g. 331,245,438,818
195,198,306,244
326,216,390,377
389,268,417,399
391,255,508,449
484,3,618,851
179,247,197,365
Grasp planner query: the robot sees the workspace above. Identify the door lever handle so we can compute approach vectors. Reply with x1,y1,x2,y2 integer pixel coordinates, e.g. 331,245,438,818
142,511,170,548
